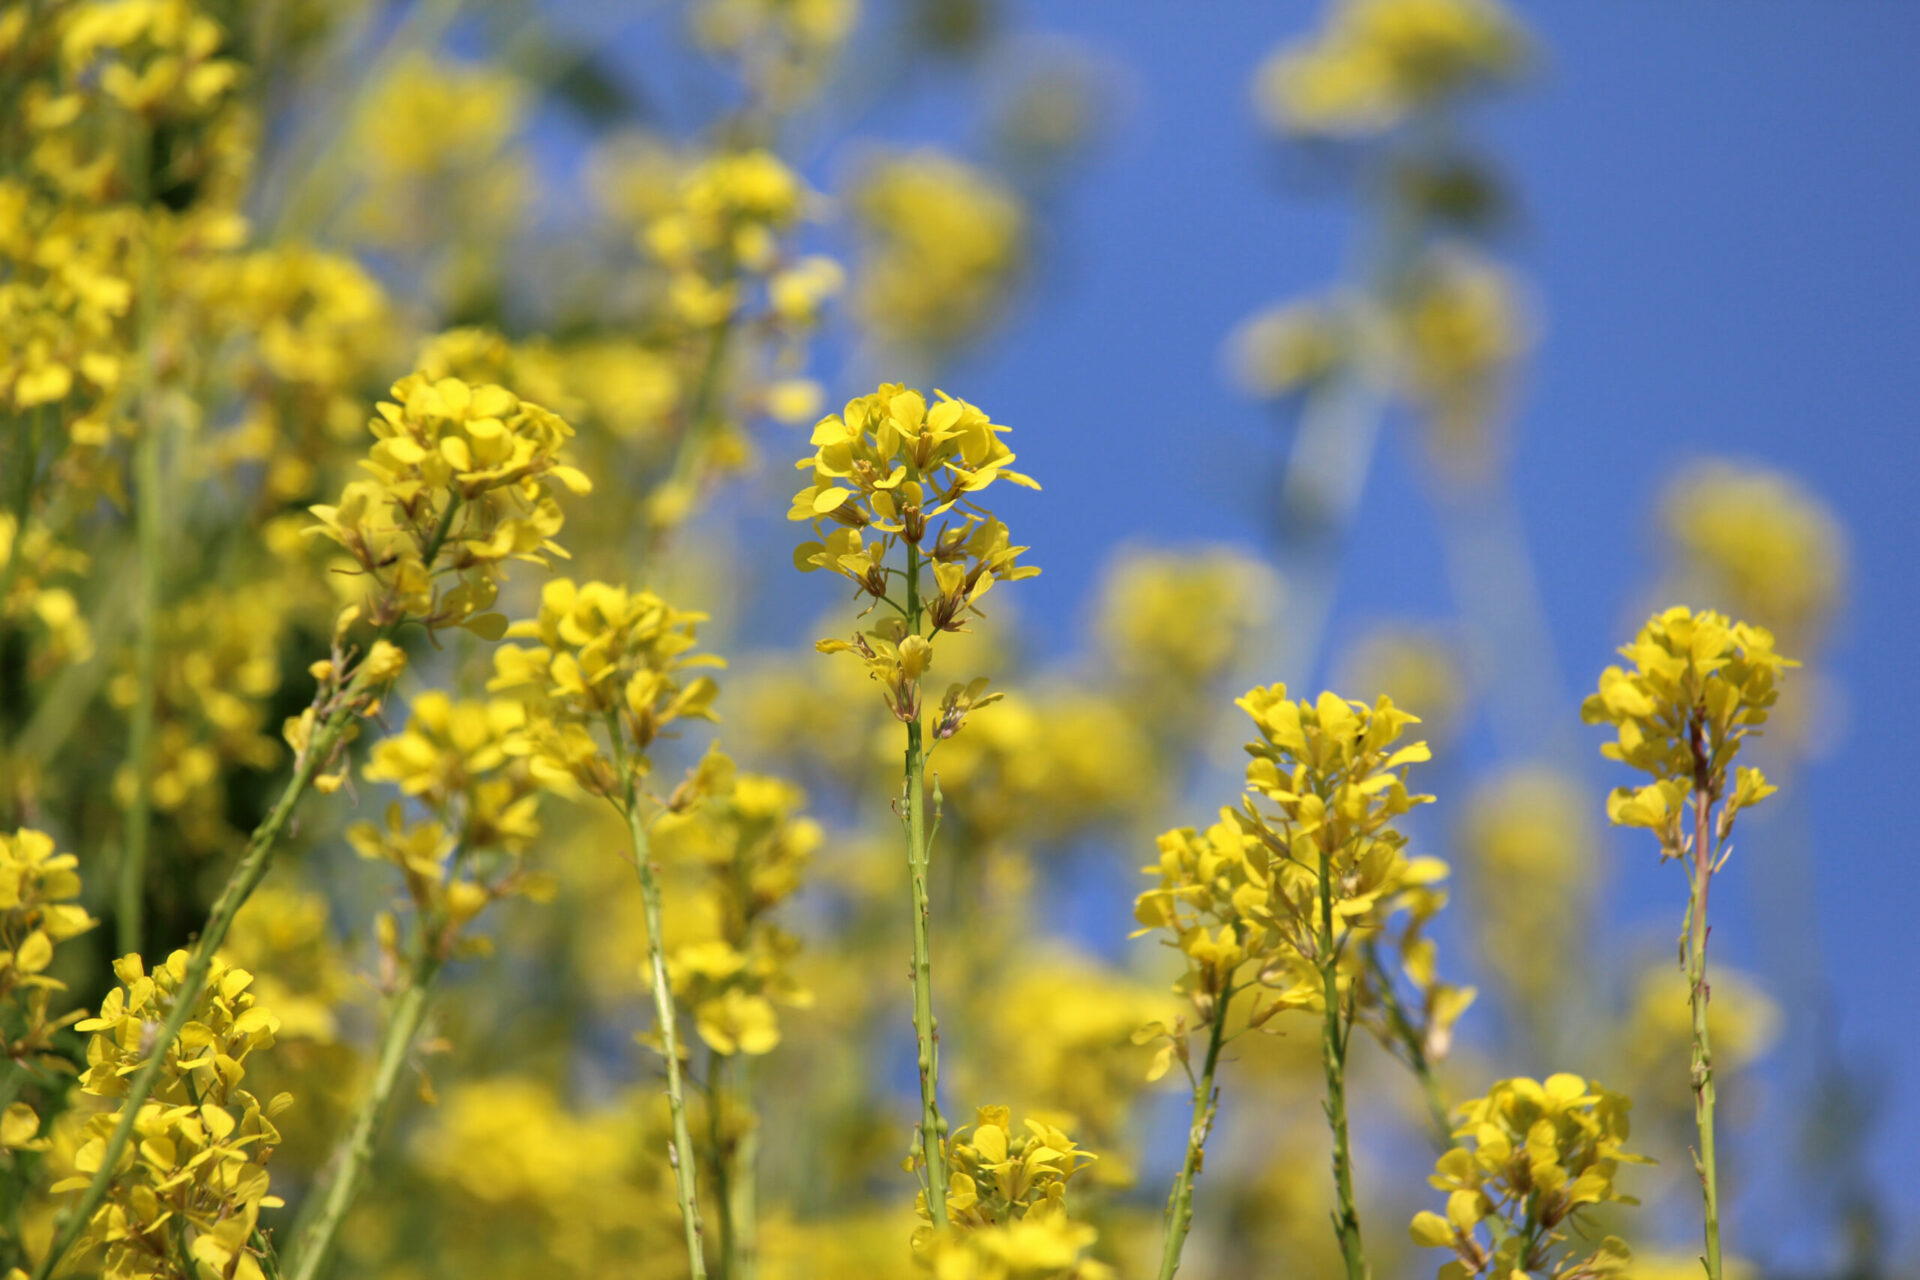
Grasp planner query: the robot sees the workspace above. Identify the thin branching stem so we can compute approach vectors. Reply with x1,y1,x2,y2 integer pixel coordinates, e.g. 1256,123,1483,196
30,501,462,1280
902,539,950,1226
1688,716,1724,1280
284,946,442,1280
623,783,709,1279
1155,982,1232,1280
1318,828,1367,1280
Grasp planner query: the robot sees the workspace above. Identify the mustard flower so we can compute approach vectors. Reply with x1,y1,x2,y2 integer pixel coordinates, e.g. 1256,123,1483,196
1409,1074,1645,1278
655,750,819,1058
1581,607,1793,851
0,829,98,1122
1256,0,1528,137
56,951,290,1280
848,151,1027,354
488,578,723,798
934,1107,1097,1233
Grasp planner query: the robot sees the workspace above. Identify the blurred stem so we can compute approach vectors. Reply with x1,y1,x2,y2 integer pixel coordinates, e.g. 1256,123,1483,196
29,502,461,1280
1362,940,1453,1150
708,1052,735,1280
1318,829,1367,1280
1688,723,1724,1280
1154,987,1230,1280
118,334,163,959
285,946,442,1280
731,1055,759,1280
620,783,709,1280
649,309,736,549
903,540,949,1227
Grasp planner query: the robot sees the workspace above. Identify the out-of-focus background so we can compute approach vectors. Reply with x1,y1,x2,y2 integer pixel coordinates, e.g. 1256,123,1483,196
6,1,1916,1276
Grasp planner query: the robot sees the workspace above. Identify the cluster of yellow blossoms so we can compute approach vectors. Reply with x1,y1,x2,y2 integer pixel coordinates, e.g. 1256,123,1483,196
59,952,289,1280
0,830,97,1138
793,384,1038,725
488,579,723,800
1581,607,1792,851
656,750,819,1057
1256,0,1527,136
1409,1074,1643,1278
355,692,551,962
847,152,1026,357
915,1107,1109,1280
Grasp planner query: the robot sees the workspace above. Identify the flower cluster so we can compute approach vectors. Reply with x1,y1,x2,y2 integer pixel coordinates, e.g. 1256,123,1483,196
1256,0,1527,137
792,384,1038,727
1581,607,1794,852
353,691,551,962
1660,462,1846,648
934,1107,1098,1234
847,151,1027,355
1236,687,1438,953
655,749,819,1056
1409,1074,1644,1278
488,579,723,799
915,1106,1111,1278
57,951,290,1280
1094,546,1281,722
0,829,97,1130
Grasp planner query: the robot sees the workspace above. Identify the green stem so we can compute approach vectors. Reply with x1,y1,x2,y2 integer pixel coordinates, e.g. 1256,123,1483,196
118,388,162,958
1318,833,1367,1280
902,540,949,1226
1362,940,1453,1150
730,1055,759,1280
1155,987,1231,1280
708,1051,735,1280
625,793,709,1280
1688,731,1724,1280
284,949,441,1280
31,503,462,1280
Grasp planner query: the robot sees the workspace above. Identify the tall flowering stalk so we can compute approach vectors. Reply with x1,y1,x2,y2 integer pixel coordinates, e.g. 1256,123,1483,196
1236,686,1435,1280
488,579,726,1279
789,383,1038,1229
285,693,550,1280
32,372,588,1280
1583,606,1793,1280
1135,685,1439,1278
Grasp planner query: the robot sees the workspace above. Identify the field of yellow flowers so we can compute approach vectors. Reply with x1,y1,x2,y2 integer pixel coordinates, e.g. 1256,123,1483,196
0,2,1898,1278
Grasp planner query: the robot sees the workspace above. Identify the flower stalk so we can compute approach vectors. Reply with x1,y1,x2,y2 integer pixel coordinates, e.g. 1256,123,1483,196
1688,718,1724,1280
626,780,709,1280
31,501,462,1280
285,947,443,1280
903,540,950,1227
1317,827,1367,1280
1155,986,1230,1280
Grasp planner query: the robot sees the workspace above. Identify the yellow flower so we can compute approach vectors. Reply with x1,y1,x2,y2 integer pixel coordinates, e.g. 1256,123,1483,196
1411,1074,1645,1277
1256,0,1527,137
1582,607,1794,854
57,950,291,1280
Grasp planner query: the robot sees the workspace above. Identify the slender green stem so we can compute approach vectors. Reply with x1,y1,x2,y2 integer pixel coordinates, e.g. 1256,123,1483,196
624,792,709,1280
1362,940,1453,1150
31,504,463,1280
1688,725,1724,1280
1318,833,1367,1280
1155,987,1232,1280
730,1055,759,1280
32,688,363,1280
117,120,163,956
707,1051,735,1280
902,540,949,1226
118,385,162,958
284,948,440,1280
